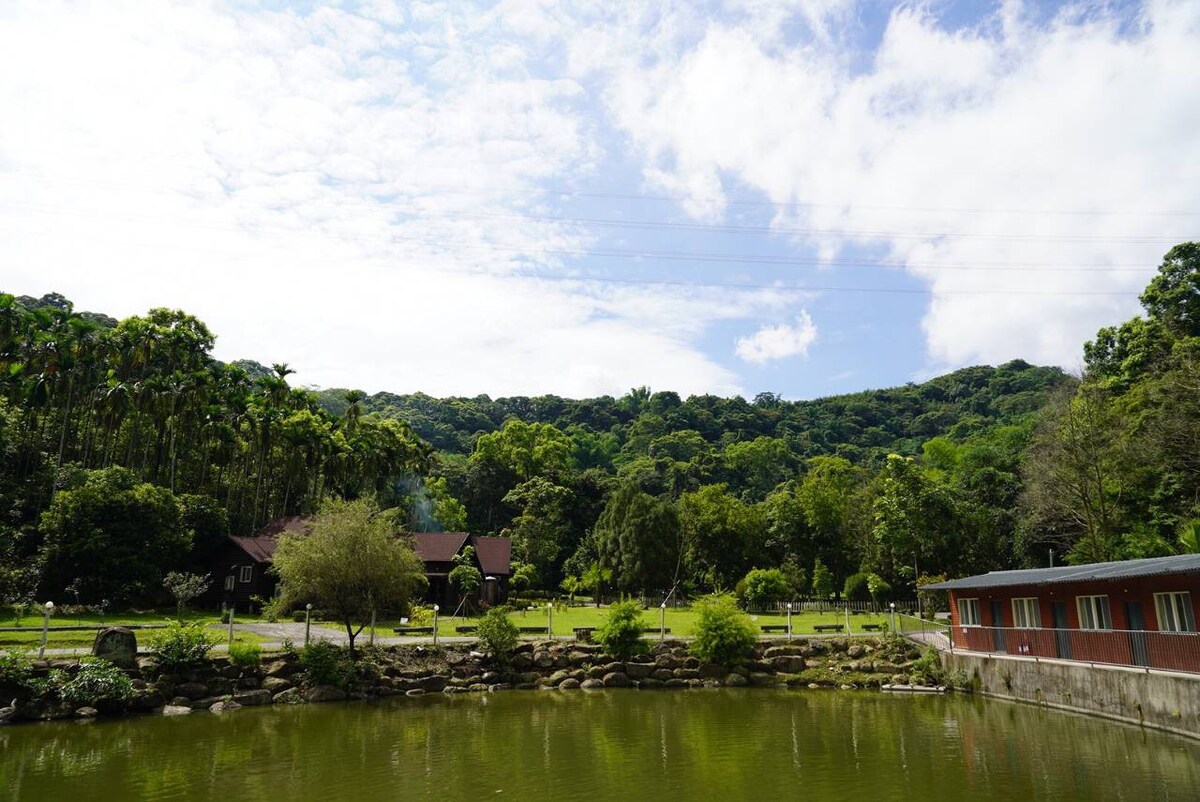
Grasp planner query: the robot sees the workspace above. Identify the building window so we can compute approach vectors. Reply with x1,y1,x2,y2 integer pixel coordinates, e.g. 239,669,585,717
224,575,235,592
1154,592,1196,633
1012,597,1041,628
239,565,253,584
1076,595,1112,630
957,597,981,626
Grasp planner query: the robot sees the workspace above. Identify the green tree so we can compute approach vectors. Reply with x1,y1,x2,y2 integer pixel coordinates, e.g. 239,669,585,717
162,571,212,622
449,546,483,612
593,480,680,593
678,484,764,591
811,558,834,601
739,568,790,610
503,477,572,586
38,467,191,603
272,498,424,659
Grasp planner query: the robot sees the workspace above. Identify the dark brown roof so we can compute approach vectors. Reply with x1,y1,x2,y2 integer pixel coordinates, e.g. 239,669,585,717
229,534,279,563
471,536,512,577
412,532,471,563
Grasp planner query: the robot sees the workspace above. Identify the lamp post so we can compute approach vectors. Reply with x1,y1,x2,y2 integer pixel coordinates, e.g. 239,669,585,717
304,603,313,647
227,604,235,646
660,602,667,640
889,602,896,635
787,603,793,641
38,601,53,659
547,602,553,639
432,604,439,646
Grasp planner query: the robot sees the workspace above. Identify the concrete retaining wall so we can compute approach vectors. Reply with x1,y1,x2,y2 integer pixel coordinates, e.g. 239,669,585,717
940,650,1200,738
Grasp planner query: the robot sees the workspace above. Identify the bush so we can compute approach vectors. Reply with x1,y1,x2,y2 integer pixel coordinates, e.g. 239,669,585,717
151,621,218,671
691,594,757,667
842,572,872,601
406,605,434,627
0,650,34,692
740,568,790,609
228,641,262,668
58,660,134,707
595,600,647,660
300,641,353,688
476,607,519,662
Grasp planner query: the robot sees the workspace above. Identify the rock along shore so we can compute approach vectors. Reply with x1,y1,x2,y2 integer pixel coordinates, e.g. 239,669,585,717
4,636,935,724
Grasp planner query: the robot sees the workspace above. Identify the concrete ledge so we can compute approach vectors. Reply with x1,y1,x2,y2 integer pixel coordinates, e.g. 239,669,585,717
941,649,1200,739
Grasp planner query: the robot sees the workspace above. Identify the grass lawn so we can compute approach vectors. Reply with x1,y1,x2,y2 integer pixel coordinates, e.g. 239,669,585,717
370,604,895,640
0,611,267,652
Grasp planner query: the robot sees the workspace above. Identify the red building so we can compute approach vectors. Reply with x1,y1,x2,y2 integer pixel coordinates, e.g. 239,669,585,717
925,554,1200,673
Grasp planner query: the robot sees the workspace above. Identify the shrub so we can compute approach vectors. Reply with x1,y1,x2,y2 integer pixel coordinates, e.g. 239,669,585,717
842,572,872,601
228,641,262,668
740,568,790,610
406,605,433,627
151,621,218,671
58,660,134,708
300,641,353,688
595,600,647,660
476,607,519,662
253,594,287,624
0,649,34,692
691,594,757,667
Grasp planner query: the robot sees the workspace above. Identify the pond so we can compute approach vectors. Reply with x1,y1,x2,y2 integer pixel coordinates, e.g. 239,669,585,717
2,690,1198,801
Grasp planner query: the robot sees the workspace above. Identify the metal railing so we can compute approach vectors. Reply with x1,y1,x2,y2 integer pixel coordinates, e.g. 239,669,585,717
924,622,1200,675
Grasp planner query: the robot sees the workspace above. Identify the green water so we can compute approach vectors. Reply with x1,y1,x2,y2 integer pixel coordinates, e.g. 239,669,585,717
2,690,1198,801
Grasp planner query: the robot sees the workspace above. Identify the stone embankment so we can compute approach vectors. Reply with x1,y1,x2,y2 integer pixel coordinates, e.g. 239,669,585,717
7,636,932,724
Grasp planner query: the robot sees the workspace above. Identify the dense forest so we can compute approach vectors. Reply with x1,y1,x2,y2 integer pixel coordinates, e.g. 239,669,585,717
2,242,1198,609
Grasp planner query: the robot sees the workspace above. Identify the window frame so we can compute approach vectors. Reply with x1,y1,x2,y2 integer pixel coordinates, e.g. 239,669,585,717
1011,597,1041,629
1075,595,1112,630
224,575,235,592
239,565,254,584
957,597,981,627
1154,592,1196,633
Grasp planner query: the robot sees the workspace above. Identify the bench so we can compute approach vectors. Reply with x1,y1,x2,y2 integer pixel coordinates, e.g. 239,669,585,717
455,625,478,634
813,624,845,633
761,624,790,633
860,623,883,632
518,626,549,634
392,626,435,635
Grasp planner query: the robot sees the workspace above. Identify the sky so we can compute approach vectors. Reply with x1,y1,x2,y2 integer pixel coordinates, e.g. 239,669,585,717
1,0,1198,400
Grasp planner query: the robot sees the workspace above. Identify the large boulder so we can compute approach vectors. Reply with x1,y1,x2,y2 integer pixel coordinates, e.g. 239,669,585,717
602,672,633,688
624,662,654,679
234,689,273,707
261,677,293,694
92,627,138,670
209,700,242,714
174,683,209,701
272,687,306,705
723,673,749,687
304,685,347,703
847,644,867,659
161,705,192,716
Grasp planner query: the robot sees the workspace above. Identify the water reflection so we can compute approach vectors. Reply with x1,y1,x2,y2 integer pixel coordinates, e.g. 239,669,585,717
2,690,1197,802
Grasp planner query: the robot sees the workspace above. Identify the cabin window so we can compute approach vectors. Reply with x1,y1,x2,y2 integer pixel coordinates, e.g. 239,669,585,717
957,597,981,626
1012,597,1041,628
1076,595,1112,630
224,575,235,592
239,565,253,584
1154,592,1196,633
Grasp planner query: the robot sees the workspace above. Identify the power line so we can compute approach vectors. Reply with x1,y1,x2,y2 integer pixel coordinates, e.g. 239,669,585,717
3,168,1199,217
0,201,1183,272
0,224,1143,298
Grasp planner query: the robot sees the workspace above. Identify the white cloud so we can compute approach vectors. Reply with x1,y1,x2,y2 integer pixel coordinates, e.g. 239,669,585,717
735,311,818,364
575,0,1200,372
0,0,802,399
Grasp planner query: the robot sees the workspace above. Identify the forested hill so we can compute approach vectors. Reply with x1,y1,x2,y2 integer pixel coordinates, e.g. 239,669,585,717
314,361,1069,463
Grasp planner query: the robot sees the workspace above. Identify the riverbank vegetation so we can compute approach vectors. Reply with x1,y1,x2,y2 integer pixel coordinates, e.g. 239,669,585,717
2,243,1199,616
